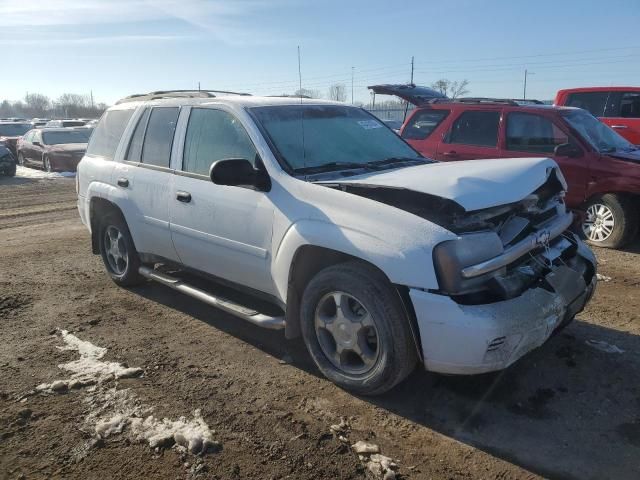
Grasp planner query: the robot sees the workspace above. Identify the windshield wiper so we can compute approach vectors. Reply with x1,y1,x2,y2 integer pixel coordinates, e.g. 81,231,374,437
294,162,374,174
367,156,431,166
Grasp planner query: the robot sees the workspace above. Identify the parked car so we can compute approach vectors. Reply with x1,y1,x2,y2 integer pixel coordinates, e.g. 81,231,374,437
76,90,596,395
555,87,640,145
0,121,33,157
31,118,50,127
0,144,16,177
17,127,91,172
370,84,640,248
45,119,87,128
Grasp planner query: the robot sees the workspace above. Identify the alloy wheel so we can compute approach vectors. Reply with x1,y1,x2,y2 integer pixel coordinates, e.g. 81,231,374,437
582,203,615,242
103,225,129,275
314,291,380,375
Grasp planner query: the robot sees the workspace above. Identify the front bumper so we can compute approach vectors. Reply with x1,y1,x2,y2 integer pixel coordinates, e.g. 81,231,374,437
411,236,596,375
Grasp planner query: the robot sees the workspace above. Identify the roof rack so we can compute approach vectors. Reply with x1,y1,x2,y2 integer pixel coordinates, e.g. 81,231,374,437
429,97,544,106
267,94,313,99
115,89,252,104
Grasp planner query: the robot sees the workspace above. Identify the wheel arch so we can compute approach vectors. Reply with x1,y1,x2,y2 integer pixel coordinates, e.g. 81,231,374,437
89,197,129,254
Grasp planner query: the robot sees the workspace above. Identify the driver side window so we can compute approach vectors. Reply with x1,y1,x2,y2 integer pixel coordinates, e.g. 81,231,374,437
182,108,258,176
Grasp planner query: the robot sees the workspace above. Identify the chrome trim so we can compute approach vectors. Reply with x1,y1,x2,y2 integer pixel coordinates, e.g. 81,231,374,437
461,211,574,279
138,266,285,329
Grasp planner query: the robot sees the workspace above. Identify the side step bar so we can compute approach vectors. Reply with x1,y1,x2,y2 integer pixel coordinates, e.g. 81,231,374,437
138,266,285,330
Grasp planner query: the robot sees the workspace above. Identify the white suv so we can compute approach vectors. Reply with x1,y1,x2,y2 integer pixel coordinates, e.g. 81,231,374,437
77,90,597,395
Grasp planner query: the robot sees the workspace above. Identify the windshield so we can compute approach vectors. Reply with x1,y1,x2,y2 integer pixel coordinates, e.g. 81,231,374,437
0,123,32,136
563,110,636,153
43,129,91,145
250,105,421,173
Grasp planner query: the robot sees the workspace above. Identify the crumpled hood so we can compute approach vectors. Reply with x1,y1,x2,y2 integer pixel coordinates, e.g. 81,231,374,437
319,157,565,211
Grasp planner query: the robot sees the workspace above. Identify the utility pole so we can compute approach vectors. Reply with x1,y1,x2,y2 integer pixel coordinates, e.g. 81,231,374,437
90,90,94,108
351,66,354,104
198,82,201,91
523,69,534,99
410,56,414,84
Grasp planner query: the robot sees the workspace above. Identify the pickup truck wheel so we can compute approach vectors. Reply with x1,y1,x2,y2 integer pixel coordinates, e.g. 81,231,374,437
582,194,638,248
98,214,144,286
300,261,417,395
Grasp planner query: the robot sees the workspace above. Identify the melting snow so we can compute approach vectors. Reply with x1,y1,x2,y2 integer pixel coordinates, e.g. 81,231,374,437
596,273,612,282
15,165,75,179
34,330,219,456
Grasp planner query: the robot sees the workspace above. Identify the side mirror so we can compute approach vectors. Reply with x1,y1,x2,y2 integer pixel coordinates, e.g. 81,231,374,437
209,158,270,191
33,141,42,147
554,143,582,158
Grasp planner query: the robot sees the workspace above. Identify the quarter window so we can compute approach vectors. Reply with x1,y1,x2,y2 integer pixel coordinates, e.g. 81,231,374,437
86,109,135,160
141,107,179,168
565,92,608,117
402,110,449,140
125,108,151,162
447,111,500,147
506,113,569,154
619,92,640,118
183,108,257,176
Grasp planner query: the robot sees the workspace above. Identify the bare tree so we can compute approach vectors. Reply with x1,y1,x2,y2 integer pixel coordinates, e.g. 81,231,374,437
294,88,321,99
430,79,470,99
24,93,51,117
328,84,347,102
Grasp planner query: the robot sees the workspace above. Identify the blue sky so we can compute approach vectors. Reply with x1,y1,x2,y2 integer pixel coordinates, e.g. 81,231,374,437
1,0,639,105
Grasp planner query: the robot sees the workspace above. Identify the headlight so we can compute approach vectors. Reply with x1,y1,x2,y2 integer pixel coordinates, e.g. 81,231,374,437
433,232,504,295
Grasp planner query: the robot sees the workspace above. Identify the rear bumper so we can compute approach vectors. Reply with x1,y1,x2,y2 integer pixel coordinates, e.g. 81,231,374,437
410,236,596,375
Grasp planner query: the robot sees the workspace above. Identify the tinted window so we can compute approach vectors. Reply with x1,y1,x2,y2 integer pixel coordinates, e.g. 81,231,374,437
0,123,32,136
61,121,86,127
447,111,500,147
86,109,135,160
402,110,449,140
619,92,640,118
42,129,91,145
506,113,569,154
141,107,179,168
125,108,151,161
183,108,257,176
566,92,608,116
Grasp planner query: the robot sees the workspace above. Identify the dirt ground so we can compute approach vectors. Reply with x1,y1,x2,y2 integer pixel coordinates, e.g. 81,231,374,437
1,174,639,480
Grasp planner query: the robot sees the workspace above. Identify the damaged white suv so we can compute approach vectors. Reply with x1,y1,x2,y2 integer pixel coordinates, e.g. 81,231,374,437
77,90,597,395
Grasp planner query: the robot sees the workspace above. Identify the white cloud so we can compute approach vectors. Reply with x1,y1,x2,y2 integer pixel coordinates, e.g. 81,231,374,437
0,34,191,46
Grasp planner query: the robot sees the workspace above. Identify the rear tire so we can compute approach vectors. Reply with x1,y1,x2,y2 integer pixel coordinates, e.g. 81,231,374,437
98,213,144,286
43,155,52,172
6,163,16,177
300,261,417,395
582,194,638,248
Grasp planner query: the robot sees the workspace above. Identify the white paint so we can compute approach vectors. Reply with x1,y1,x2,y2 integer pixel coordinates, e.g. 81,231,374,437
16,165,75,179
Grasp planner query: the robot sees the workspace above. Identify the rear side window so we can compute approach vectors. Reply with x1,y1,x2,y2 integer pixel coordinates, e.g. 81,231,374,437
402,110,449,140
141,107,179,168
183,108,257,176
86,109,135,160
611,92,640,118
565,92,608,116
447,110,500,147
506,113,569,154
125,108,151,161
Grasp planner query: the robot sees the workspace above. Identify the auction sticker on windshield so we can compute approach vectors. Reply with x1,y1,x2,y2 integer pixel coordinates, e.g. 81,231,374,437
357,119,383,130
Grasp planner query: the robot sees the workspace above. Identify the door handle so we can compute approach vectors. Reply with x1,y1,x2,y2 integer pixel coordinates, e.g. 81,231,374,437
611,125,628,129
176,191,192,203
443,151,458,157
117,177,129,188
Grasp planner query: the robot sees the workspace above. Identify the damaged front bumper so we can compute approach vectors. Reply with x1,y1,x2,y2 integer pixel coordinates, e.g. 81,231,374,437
411,235,596,375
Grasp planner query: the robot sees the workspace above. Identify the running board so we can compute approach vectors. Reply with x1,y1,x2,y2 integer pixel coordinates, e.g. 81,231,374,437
138,266,285,330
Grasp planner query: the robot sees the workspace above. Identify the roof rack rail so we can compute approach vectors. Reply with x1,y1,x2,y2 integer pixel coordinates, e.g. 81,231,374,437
115,89,251,104
267,94,312,99
429,97,545,106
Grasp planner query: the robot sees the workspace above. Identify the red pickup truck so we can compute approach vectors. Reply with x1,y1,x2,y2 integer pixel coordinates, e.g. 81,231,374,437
555,87,640,145
369,84,640,248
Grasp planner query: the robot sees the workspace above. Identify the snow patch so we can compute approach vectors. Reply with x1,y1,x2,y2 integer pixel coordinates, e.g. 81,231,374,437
585,339,625,354
596,273,612,282
16,165,75,179
34,330,219,456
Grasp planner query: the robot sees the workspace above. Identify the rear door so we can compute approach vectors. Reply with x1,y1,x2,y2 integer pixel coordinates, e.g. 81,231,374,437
30,130,45,165
435,109,502,160
602,91,640,144
19,131,34,163
501,111,589,206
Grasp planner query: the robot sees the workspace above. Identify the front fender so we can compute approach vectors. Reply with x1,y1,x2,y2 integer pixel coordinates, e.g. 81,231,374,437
271,219,444,302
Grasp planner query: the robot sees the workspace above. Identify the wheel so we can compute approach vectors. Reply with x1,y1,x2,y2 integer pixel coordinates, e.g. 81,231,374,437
43,155,52,172
582,194,638,248
17,152,25,166
6,163,16,177
98,213,144,286
300,261,417,395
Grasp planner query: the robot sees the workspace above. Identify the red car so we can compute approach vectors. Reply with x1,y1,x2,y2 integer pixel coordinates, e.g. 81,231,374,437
555,87,640,145
369,85,640,248
16,128,91,172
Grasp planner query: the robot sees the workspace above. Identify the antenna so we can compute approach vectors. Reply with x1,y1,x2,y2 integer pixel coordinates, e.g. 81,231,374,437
351,66,354,104
297,46,307,170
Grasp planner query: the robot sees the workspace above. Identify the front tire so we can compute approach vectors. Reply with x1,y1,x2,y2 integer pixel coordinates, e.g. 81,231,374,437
300,261,417,395
582,194,638,248
98,214,144,286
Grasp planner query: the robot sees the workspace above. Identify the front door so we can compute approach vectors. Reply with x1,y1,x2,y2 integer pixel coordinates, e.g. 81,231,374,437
501,111,589,207
169,107,274,293
435,109,503,161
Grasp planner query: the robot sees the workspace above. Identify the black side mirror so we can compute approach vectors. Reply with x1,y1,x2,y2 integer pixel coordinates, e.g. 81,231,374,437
33,141,42,147
554,143,582,158
209,158,270,191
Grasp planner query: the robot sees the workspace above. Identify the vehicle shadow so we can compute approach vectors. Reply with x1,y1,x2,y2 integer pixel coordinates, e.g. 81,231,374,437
0,176,39,186
131,281,640,480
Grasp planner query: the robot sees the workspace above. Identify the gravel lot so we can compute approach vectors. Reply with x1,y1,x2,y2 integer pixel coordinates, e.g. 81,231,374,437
1,173,639,480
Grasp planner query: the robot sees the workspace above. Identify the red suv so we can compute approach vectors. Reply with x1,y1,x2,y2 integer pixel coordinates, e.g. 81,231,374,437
555,87,640,145
369,84,640,248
